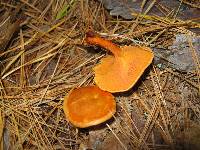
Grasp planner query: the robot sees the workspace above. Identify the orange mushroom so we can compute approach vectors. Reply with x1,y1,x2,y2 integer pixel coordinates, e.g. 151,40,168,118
85,31,154,93
63,86,116,128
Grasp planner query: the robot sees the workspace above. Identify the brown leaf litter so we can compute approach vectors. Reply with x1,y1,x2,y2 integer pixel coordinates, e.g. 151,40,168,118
0,0,200,149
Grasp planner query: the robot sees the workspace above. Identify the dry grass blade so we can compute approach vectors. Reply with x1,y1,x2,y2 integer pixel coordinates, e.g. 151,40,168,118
20,0,42,13
147,28,168,45
129,0,157,34
151,68,174,148
2,51,58,79
0,33,37,57
0,109,4,150
187,35,200,91
1,50,25,76
20,29,26,88
137,98,160,149
106,123,128,150
178,0,200,8
143,0,157,16
37,49,63,106
165,69,199,89
11,112,23,149
1,0,200,149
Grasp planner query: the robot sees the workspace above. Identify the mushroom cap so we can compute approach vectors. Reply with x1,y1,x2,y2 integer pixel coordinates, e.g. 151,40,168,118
94,46,154,93
63,86,116,128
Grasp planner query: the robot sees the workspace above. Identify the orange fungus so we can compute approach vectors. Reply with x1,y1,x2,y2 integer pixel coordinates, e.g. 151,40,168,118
63,86,116,128
85,31,154,93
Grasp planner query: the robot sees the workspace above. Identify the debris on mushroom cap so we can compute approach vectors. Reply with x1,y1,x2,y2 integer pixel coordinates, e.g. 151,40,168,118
85,31,154,93
63,86,116,128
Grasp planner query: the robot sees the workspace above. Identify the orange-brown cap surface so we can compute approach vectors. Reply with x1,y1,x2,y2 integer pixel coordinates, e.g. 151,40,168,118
94,46,154,92
85,31,154,93
63,86,116,128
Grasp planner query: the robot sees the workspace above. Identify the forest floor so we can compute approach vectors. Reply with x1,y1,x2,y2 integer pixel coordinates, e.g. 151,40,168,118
0,0,200,149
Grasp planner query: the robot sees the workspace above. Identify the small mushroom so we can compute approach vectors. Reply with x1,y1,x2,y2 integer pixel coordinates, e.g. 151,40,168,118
85,31,154,93
63,86,116,128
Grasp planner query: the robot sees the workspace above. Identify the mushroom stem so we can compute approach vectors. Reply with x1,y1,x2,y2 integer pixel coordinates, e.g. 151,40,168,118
85,31,122,57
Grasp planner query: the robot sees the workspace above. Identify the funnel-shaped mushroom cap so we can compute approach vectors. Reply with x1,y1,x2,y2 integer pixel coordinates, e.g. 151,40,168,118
94,46,154,92
85,31,154,93
63,86,116,128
